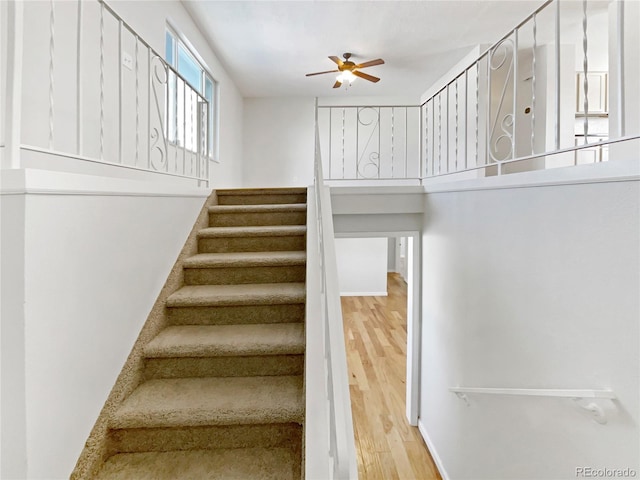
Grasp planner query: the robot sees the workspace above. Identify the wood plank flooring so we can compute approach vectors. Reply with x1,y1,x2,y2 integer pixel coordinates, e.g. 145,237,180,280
341,273,441,480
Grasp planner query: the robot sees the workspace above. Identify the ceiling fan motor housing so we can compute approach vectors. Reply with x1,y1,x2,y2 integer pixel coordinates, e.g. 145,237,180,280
339,62,356,72
340,52,355,71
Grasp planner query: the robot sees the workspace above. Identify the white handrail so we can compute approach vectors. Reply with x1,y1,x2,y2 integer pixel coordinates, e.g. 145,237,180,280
450,387,616,400
450,387,616,425
305,97,358,479
305,191,330,480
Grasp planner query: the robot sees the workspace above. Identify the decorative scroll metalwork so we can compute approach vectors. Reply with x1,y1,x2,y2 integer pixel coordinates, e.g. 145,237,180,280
531,13,537,154
488,38,515,162
391,108,395,177
199,100,208,181
174,74,179,171
149,55,169,171
76,0,83,156
438,94,442,173
135,38,139,166
454,78,459,170
341,108,345,177
48,0,55,149
475,62,479,166
582,0,589,144
190,90,195,175
99,2,104,159
424,103,429,177
356,107,380,178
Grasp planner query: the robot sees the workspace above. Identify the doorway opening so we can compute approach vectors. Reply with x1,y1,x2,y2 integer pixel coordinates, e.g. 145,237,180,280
334,234,440,478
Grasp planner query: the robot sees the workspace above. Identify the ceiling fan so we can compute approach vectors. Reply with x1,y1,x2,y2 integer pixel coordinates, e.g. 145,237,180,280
306,52,385,88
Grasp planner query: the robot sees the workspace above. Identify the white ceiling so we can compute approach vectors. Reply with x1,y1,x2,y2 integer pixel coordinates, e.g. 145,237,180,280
183,0,545,98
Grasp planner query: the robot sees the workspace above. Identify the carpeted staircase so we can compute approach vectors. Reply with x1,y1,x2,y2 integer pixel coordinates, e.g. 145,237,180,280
94,188,307,479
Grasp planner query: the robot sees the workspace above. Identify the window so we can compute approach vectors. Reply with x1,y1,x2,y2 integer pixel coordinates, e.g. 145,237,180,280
165,28,217,160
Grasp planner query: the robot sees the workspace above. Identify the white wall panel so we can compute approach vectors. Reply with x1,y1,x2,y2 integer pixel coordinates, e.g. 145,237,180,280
420,178,640,479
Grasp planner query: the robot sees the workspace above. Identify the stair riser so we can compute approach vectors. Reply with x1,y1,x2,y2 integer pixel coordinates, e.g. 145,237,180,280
217,194,307,205
143,355,303,380
107,424,302,455
184,265,306,285
198,236,305,253
167,304,305,325
209,211,306,227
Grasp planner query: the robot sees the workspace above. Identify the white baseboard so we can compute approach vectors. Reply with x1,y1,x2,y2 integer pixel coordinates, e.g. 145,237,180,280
339,291,388,297
418,419,450,480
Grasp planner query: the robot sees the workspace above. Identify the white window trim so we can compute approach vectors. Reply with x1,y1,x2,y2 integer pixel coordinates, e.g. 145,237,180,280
166,21,220,163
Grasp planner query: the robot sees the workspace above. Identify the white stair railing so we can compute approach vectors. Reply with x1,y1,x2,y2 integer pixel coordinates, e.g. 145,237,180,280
305,98,358,480
419,0,639,179
2,0,210,185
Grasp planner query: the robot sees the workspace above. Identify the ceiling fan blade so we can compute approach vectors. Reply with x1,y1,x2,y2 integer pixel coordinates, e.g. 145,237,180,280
306,69,340,77
333,80,342,89
355,58,385,69
352,70,380,83
329,56,344,66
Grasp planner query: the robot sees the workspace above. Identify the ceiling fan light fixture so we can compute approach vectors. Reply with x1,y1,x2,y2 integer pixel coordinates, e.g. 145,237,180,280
337,70,356,84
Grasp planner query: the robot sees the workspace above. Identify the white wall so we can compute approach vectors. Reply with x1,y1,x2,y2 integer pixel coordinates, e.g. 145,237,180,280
242,97,315,187
335,237,387,296
419,177,639,479
395,237,408,282
1,170,208,478
387,237,396,271
0,193,27,479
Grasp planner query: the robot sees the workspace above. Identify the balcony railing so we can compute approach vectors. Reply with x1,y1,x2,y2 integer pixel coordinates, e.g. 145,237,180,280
317,105,422,181
318,0,639,183
1,0,209,185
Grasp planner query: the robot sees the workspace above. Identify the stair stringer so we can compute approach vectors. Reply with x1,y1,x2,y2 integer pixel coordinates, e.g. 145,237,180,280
70,191,218,480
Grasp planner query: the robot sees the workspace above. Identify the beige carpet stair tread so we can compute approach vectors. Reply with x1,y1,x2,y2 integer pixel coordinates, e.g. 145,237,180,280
144,323,305,357
95,447,300,480
198,225,306,238
183,251,306,268
216,187,306,196
209,203,306,213
166,283,305,307
111,376,303,429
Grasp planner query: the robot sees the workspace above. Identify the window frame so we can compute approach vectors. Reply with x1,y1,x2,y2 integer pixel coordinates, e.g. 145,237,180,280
165,25,219,163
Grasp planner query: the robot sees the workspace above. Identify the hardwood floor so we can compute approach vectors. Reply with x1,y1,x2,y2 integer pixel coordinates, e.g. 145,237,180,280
341,273,441,480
